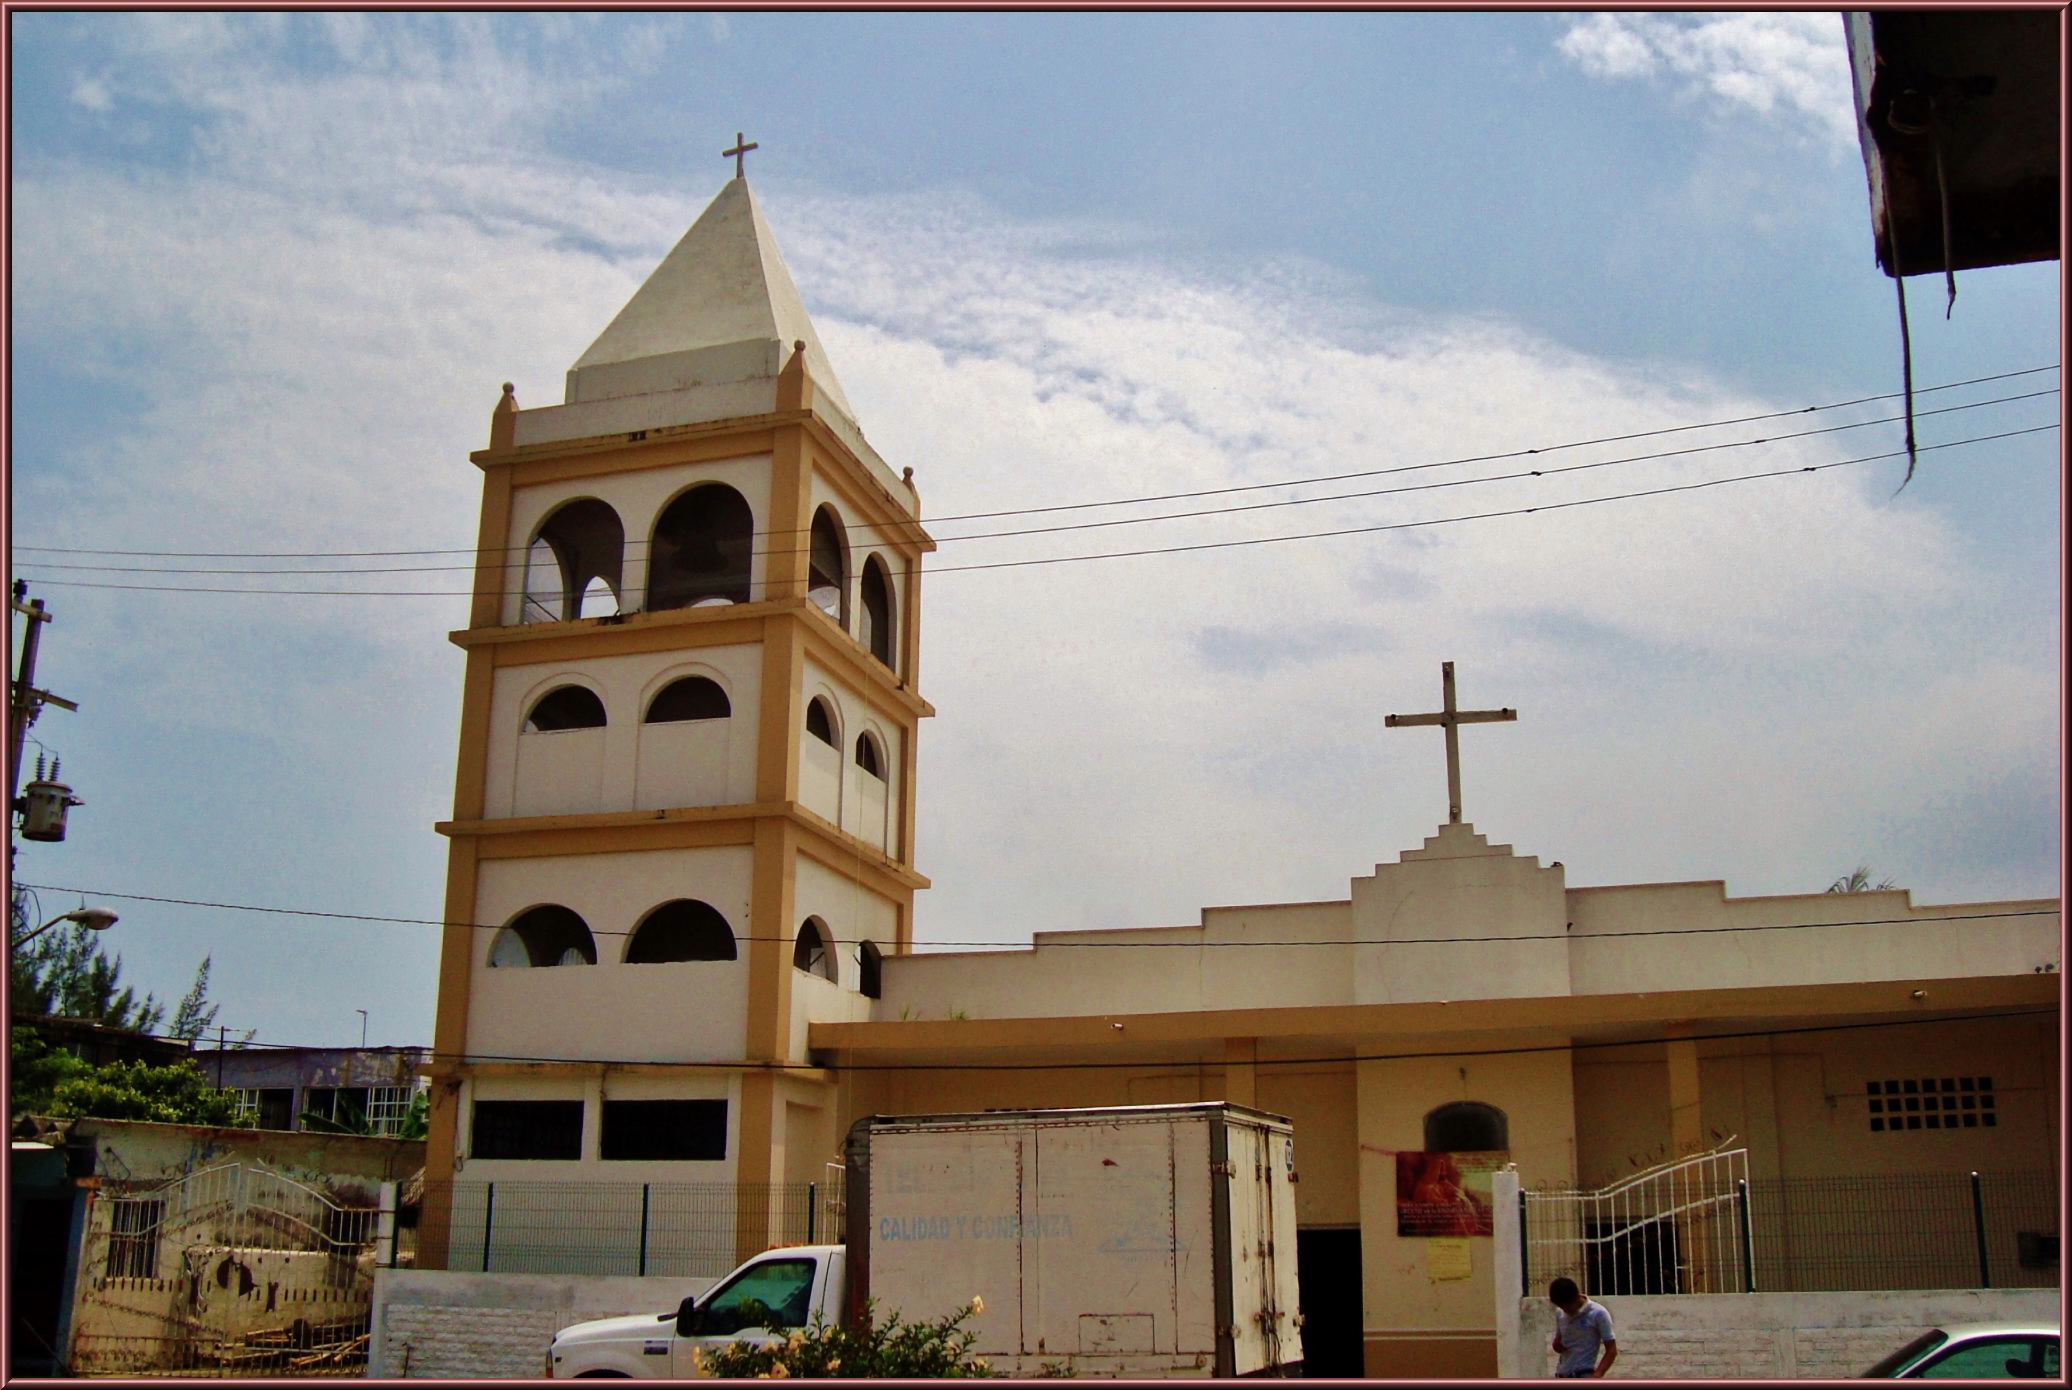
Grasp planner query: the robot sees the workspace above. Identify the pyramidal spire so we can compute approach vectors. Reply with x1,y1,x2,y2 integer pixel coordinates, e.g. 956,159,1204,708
564,177,856,425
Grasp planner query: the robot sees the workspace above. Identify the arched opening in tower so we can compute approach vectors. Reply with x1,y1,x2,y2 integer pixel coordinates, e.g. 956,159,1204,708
521,498,624,623
860,555,895,669
625,899,739,963
488,905,599,968
647,484,754,611
808,506,848,623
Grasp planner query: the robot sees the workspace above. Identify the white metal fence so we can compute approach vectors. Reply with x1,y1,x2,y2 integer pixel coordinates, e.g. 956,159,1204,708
1522,1148,1755,1296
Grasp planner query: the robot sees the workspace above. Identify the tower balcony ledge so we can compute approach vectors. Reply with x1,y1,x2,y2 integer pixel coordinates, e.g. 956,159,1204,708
448,601,935,718
435,802,930,891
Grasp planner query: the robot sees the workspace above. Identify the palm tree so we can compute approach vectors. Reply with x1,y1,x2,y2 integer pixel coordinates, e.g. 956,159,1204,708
1827,865,1896,893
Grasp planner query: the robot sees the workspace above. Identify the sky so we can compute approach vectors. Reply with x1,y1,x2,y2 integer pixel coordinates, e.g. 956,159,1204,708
5,12,2061,1050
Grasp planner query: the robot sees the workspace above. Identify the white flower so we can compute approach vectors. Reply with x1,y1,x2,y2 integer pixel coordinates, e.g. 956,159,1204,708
970,1295,985,1316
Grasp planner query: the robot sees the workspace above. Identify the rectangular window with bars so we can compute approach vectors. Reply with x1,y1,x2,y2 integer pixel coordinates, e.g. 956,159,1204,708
1866,1076,1996,1132
365,1085,418,1134
105,1198,164,1279
472,1100,584,1159
600,1100,728,1161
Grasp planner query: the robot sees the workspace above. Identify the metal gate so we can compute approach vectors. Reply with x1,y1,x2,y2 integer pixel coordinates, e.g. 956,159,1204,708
1522,1148,1756,1296
69,1162,379,1376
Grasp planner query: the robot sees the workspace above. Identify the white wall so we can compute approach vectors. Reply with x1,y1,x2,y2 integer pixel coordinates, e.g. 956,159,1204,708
371,1269,715,1378
470,845,753,1063
485,645,762,820
1569,885,2063,995
804,475,909,678
798,657,902,855
499,456,774,626
456,1071,740,1185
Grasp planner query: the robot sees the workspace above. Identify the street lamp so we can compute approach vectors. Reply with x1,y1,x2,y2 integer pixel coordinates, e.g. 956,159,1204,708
11,905,119,949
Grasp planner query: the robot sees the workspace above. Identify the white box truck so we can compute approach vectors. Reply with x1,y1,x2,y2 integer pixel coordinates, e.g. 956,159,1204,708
548,1102,1302,1378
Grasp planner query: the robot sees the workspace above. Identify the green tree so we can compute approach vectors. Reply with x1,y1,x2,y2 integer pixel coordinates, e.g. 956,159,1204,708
1827,865,1896,893
11,919,165,1032
169,956,220,1041
8,1026,247,1127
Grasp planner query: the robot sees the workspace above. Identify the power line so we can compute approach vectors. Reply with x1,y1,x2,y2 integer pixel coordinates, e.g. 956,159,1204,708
18,387,2058,577
10,363,2057,561
12,423,2058,597
16,881,2057,948
164,1006,2060,1074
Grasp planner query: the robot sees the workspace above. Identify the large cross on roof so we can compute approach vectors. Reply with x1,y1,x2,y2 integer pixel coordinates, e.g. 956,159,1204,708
723,131,759,180
1385,661,1517,824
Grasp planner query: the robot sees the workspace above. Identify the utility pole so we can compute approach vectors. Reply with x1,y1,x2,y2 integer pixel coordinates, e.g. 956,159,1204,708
10,580,77,808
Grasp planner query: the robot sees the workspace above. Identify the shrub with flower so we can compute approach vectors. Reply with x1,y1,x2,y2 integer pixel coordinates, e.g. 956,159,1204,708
694,1297,1000,1379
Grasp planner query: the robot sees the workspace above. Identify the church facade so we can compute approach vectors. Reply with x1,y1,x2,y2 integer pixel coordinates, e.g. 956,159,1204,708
423,172,2061,1378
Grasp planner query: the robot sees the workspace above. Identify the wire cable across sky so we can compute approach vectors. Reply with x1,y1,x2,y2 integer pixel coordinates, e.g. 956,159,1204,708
12,423,2059,597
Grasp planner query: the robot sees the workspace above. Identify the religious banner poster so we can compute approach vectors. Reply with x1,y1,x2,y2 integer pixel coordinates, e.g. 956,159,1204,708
1395,1150,1507,1237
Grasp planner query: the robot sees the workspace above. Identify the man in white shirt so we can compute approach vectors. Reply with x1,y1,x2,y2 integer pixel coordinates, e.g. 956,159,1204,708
1549,1277,1617,1378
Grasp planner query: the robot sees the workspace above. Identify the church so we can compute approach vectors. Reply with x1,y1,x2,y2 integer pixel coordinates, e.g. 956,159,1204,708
420,161,2060,1378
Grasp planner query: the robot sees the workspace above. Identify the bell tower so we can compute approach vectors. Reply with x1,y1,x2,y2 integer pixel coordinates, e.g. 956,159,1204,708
422,169,933,1264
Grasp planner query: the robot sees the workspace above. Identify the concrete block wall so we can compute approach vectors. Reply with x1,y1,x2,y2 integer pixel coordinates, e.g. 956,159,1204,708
370,1270,714,1378
1503,1289,2059,1378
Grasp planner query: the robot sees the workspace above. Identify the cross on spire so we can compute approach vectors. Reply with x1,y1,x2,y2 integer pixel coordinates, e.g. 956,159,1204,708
723,131,759,180
1384,661,1517,824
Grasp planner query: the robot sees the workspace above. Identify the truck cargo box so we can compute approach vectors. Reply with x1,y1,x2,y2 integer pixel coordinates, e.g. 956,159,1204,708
845,1102,1301,1378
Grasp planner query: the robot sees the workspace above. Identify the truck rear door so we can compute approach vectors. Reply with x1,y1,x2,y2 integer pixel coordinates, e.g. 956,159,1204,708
869,1128,1028,1358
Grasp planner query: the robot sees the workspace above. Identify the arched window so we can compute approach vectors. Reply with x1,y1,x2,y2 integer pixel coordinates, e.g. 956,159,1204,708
859,556,895,669
646,676,731,723
805,697,837,747
1424,1101,1509,1153
854,732,883,779
487,905,598,968
857,939,884,999
625,899,737,963
647,484,754,611
524,685,606,732
807,507,848,623
521,499,624,624
794,918,838,982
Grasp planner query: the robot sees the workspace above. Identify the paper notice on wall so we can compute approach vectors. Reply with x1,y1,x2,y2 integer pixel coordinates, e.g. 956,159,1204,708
1426,1238,1472,1281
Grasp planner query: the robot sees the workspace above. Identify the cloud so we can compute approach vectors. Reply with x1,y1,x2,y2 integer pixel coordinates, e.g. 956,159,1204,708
69,74,114,110
7,15,2056,1044
1557,13,1859,152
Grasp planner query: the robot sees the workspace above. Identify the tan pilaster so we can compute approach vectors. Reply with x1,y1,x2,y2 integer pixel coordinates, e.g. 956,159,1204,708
735,1069,778,1263
1665,1028,1702,1157
1664,1027,1717,1290
1224,1037,1258,1108
466,464,514,631
745,817,798,1063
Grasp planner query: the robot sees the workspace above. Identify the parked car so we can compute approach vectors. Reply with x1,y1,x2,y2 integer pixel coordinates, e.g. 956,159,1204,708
1861,1324,2059,1378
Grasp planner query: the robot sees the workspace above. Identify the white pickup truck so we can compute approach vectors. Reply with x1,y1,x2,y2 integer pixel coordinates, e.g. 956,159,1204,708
551,1102,1303,1378
548,1244,847,1378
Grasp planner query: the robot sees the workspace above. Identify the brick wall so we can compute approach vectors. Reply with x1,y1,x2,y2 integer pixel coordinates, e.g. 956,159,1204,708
371,1270,715,1379
1506,1289,2058,1378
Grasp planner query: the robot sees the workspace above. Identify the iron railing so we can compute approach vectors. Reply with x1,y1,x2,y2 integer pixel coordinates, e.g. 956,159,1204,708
1524,1149,1754,1296
1746,1169,2058,1292
413,1179,840,1277
1523,1164,2058,1296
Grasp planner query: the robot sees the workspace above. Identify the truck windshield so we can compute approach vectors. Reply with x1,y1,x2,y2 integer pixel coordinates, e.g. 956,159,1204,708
698,1259,817,1334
